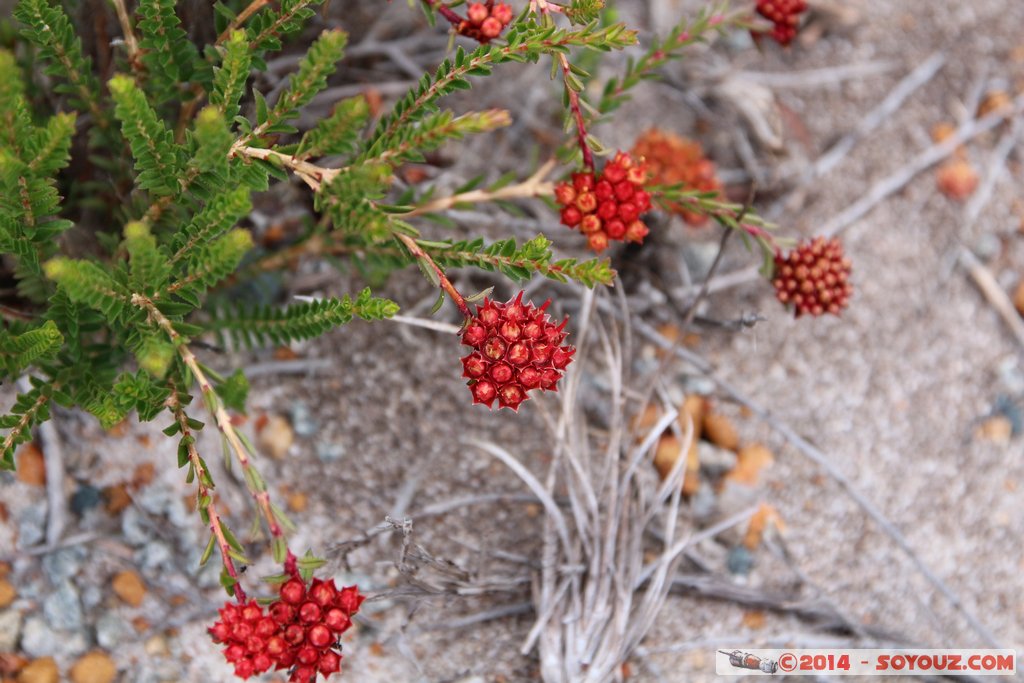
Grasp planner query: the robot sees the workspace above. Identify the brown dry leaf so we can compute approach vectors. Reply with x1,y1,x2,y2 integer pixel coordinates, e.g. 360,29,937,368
134,434,151,449
0,562,10,578
15,444,45,486
111,570,146,607
369,642,385,657
102,484,132,514
937,159,979,201
744,503,786,550
15,658,58,683
742,610,767,630
0,579,15,608
0,501,7,522
726,444,775,486
131,616,150,632
702,412,740,451
69,652,116,683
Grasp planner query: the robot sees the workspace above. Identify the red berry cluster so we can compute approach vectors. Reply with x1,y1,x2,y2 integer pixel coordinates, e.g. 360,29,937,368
210,578,365,682
755,0,807,46
554,152,652,252
458,1,513,43
772,237,852,317
461,292,574,410
630,128,721,227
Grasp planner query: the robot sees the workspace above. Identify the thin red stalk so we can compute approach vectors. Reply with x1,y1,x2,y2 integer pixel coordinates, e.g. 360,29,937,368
396,233,472,319
422,0,464,26
170,390,246,602
558,53,593,170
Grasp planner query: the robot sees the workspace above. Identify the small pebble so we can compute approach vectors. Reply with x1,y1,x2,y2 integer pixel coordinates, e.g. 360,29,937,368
289,401,318,437
727,545,755,576
700,443,738,476
976,415,1012,444
0,579,15,608
258,414,294,459
20,617,88,658
69,652,117,683
702,413,740,451
70,485,102,516
95,613,132,650
42,547,85,583
16,657,59,683
16,504,47,549
0,608,23,651
112,570,146,607
316,442,345,462
15,444,45,486
42,580,82,631
992,395,1023,436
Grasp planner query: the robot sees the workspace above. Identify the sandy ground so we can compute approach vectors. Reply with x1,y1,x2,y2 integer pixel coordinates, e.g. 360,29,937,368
1,0,1023,681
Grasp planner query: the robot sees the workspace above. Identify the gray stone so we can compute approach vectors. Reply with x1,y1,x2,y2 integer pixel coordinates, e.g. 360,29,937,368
137,541,173,571
316,441,346,462
16,503,46,549
0,609,22,652
690,484,718,524
42,546,86,582
700,443,738,476
121,507,151,546
70,484,102,515
683,241,722,281
727,545,755,576
42,579,83,631
96,612,133,649
290,401,318,437
20,616,88,657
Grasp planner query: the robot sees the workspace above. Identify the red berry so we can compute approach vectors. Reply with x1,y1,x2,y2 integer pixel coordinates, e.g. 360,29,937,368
606,219,626,239
554,182,576,205
572,172,595,192
579,214,602,234
324,608,351,633
588,232,609,252
625,220,649,243
560,206,583,227
319,650,343,675
491,2,513,24
467,2,488,24
299,601,322,624
280,579,306,605
480,16,503,38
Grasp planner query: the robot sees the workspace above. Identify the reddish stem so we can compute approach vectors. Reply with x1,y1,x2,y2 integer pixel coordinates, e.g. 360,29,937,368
558,53,593,170
422,0,464,26
397,233,473,319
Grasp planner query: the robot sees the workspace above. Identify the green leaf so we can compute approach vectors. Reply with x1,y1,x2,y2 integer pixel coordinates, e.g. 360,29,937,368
136,0,200,104
208,291,398,350
210,30,251,122
109,74,185,196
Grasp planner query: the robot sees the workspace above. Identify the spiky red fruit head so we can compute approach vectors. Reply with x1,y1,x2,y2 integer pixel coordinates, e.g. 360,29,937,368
554,153,652,252
461,292,574,410
210,579,365,681
772,236,853,317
